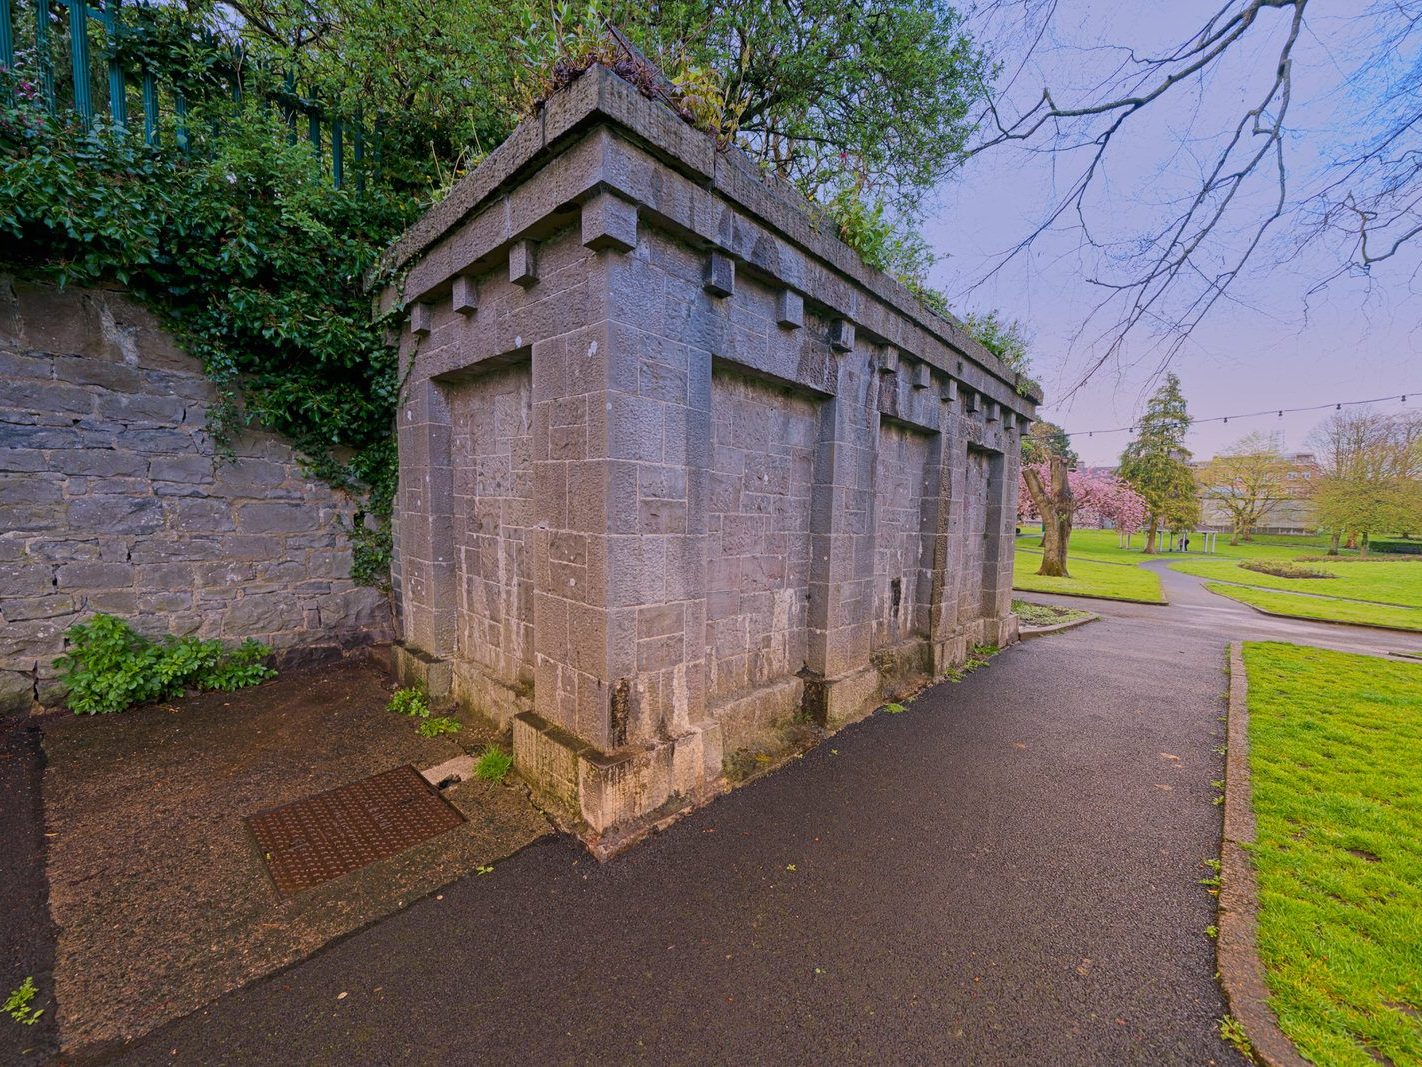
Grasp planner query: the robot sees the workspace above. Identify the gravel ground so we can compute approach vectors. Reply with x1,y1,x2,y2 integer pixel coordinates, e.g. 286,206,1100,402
0,717,59,1062
38,657,549,1057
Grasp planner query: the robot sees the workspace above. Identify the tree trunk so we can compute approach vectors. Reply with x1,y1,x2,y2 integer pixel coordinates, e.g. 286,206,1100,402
1360,532,1370,558
1023,456,1073,578
1144,521,1159,554
1328,530,1341,556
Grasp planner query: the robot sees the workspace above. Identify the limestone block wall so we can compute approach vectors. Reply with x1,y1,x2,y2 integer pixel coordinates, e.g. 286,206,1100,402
378,65,1038,852
0,278,392,714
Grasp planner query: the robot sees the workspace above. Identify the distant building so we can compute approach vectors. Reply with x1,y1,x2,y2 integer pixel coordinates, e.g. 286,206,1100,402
1193,451,1319,535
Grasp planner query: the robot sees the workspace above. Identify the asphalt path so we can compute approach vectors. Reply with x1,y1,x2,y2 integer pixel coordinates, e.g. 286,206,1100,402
95,565,1392,1065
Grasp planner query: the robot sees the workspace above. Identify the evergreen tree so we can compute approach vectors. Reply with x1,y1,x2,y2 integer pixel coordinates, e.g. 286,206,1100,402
1117,373,1200,553
1021,420,1078,468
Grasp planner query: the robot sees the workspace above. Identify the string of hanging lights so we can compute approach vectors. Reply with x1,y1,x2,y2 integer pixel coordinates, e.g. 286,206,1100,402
1062,392,1414,438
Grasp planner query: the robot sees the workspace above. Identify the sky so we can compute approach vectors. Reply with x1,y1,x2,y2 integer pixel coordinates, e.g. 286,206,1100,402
924,0,1422,466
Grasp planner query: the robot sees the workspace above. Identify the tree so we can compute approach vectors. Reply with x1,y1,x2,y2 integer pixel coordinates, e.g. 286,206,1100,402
1021,419,1078,468
1022,455,1074,577
186,1,993,253
1308,410,1422,554
1019,461,1146,575
1117,373,1199,553
964,0,1422,392
1200,432,1292,544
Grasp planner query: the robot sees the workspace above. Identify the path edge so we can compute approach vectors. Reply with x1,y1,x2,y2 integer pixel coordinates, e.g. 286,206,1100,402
1018,612,1099,639
1208,587,1422,637
1218,642,1309,1067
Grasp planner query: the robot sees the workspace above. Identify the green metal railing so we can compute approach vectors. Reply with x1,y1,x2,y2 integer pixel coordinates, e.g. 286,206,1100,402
0,0,373,189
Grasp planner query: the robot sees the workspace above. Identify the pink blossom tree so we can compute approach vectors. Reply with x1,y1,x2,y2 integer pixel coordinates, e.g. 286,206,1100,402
1019,461,1147,576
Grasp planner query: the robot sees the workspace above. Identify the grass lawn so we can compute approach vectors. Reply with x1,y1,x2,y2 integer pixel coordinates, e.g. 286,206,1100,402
1012,548,1165,603
1174,558,1422,609
1021,526,1350,563
1242,642,1422,1066
1205,583,1422,632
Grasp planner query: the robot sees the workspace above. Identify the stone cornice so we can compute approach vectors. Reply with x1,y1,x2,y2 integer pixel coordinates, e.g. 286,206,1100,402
375,64,1041,413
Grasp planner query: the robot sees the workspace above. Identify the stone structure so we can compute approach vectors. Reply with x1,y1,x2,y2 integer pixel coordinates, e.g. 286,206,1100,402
0,278,391,714
379,65,1038,853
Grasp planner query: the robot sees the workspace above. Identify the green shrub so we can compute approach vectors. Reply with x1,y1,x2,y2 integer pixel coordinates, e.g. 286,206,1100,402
1240,560,1335,579
475,747,513,782
1,94,413,587
54,614,276,714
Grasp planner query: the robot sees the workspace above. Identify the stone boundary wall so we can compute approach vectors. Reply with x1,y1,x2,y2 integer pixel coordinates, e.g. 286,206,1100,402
0,277,392,715
380,65,1039,853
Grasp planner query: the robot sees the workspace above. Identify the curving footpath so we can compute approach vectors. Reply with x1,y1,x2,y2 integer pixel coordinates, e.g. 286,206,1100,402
103,567,1417,1065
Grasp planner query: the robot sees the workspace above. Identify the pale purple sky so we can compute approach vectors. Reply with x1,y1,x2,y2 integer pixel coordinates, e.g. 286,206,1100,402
925,0,1422,466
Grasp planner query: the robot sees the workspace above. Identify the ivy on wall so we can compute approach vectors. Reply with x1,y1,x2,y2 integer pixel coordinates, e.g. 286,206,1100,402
0,86,415,585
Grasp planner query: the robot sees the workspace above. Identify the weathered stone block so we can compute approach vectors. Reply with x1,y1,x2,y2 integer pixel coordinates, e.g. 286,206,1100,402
581,191,639,252
409,302,433,336
452,274,479,316
149,454,213,483
776,290,803,329
238,502,319,534
509,239,539,288
67,496,163,535
704,252,735,298
830,318,855,352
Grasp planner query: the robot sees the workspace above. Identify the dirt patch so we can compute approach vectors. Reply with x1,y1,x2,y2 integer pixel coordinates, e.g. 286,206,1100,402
41,656,550,1056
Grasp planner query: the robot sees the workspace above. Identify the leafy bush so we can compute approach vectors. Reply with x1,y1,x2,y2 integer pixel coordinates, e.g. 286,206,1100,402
1371,538,1422,556
475,746,513,782
1240,560,1335,580
54,614,276,714
0,91,413,585
386,687,430,718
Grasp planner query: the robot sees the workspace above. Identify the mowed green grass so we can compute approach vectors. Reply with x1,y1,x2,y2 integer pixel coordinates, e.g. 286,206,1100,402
1242,643,1422,1066
1021,526,1348,565
1013,546,1165,603
1013,526,1367,607
1174,558,1422,609
1205,583,1422,632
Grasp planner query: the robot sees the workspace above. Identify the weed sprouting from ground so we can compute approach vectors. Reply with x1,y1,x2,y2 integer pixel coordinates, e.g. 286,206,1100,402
475,747,513,782
1219,1015,1253,1058
387,686,430,717
417,715,462,738
387,686,461,738
4,977,42,1026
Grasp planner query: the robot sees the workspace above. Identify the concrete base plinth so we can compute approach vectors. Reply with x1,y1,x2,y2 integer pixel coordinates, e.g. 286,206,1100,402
391,643,452,699
512,712,724,858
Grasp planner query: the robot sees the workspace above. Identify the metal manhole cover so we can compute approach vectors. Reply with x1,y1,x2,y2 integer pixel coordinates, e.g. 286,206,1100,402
246,764,465,897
